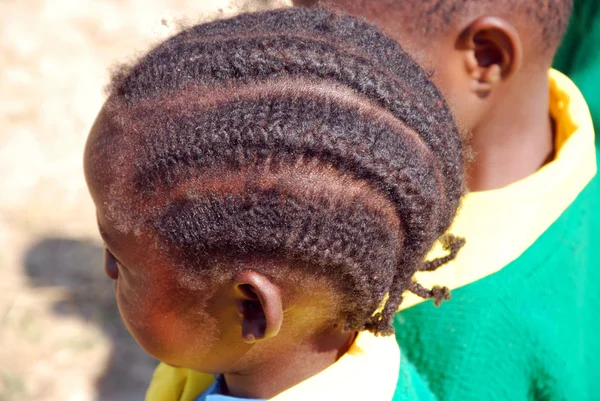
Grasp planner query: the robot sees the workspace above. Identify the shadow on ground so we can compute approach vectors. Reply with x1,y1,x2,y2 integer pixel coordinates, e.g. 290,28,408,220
23,237,157,401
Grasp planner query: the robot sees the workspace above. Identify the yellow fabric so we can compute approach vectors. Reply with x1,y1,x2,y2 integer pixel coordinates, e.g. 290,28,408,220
145,331,400,401
400,69,598,310
145,362,214,401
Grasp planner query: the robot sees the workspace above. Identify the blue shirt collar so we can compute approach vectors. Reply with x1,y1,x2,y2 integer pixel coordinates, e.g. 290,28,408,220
195,376,266,401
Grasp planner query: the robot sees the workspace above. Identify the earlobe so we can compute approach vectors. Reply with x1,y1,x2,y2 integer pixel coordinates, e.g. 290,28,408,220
459,16,523,95
234,271,283,344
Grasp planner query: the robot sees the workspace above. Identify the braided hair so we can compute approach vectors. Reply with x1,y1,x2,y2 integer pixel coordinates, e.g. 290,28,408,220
88,8,465,335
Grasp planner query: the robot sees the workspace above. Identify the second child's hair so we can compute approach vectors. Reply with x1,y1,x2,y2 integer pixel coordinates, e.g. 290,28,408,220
90,8,465,335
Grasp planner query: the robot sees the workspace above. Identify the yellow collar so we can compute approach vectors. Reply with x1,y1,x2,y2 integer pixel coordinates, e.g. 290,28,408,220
400,69,597,310
145,331,400,401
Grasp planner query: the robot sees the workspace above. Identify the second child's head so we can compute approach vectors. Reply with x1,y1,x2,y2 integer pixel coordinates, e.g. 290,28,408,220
293,0,573,132
84,8,464,384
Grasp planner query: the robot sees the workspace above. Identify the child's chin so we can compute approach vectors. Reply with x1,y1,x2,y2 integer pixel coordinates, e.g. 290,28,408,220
162,361,182,368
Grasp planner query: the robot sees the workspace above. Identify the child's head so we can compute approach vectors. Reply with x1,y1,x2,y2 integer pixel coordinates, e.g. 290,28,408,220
293,0,572,132
84,8,464,376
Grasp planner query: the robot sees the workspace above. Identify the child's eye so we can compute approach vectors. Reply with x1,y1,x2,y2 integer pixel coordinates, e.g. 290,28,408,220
104,248,120,280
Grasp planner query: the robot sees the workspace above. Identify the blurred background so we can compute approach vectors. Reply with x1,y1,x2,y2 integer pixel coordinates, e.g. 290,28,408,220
0,1,287,400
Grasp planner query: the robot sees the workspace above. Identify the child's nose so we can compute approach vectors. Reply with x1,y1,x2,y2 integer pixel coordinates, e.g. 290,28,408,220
104,249,119,280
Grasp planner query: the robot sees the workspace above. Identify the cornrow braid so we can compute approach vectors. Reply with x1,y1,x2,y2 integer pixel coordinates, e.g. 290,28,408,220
96,8,465,335
419,234,466,273
111,10,463,231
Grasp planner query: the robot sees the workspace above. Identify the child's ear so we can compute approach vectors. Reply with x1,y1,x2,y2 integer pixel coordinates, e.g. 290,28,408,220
458,16,523,97
233,271,283,344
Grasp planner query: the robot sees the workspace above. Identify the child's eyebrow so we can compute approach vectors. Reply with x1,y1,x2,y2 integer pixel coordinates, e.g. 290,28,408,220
96,221,128,267
96,220,114,247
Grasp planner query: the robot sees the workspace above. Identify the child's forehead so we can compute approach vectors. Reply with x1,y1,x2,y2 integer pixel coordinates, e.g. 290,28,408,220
84,106,153,233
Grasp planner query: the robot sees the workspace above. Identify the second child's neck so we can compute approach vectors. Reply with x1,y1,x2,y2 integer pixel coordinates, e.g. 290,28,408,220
467,75,554,192
224,329,356,399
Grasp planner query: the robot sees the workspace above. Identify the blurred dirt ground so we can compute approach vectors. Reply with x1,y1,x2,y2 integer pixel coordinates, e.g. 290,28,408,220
0,1,287,400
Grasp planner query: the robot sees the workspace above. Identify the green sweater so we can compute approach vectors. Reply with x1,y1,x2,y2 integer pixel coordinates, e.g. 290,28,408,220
393,143,599,400
393,354,438,401
554,0,600,138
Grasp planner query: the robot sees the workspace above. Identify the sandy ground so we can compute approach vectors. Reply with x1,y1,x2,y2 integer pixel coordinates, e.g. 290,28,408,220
0,1,288,400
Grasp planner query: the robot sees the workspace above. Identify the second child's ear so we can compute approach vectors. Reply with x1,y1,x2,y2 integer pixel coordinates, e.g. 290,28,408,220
458,16,523,96
233,271,283,344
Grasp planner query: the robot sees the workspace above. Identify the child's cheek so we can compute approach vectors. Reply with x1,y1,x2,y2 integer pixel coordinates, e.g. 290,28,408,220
114,280,168,359
115,283,212,366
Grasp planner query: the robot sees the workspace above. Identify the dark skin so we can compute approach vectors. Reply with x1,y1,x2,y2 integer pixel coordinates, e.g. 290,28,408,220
84,112,356,399
294,1,555,191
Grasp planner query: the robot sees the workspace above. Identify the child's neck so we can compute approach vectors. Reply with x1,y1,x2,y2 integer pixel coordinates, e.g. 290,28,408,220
223,329,356,399
467,73,554,191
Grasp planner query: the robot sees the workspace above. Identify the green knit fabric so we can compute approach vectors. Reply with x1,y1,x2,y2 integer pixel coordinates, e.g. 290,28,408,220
393,146,600,400
392,353,438,401
553,0,600,139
